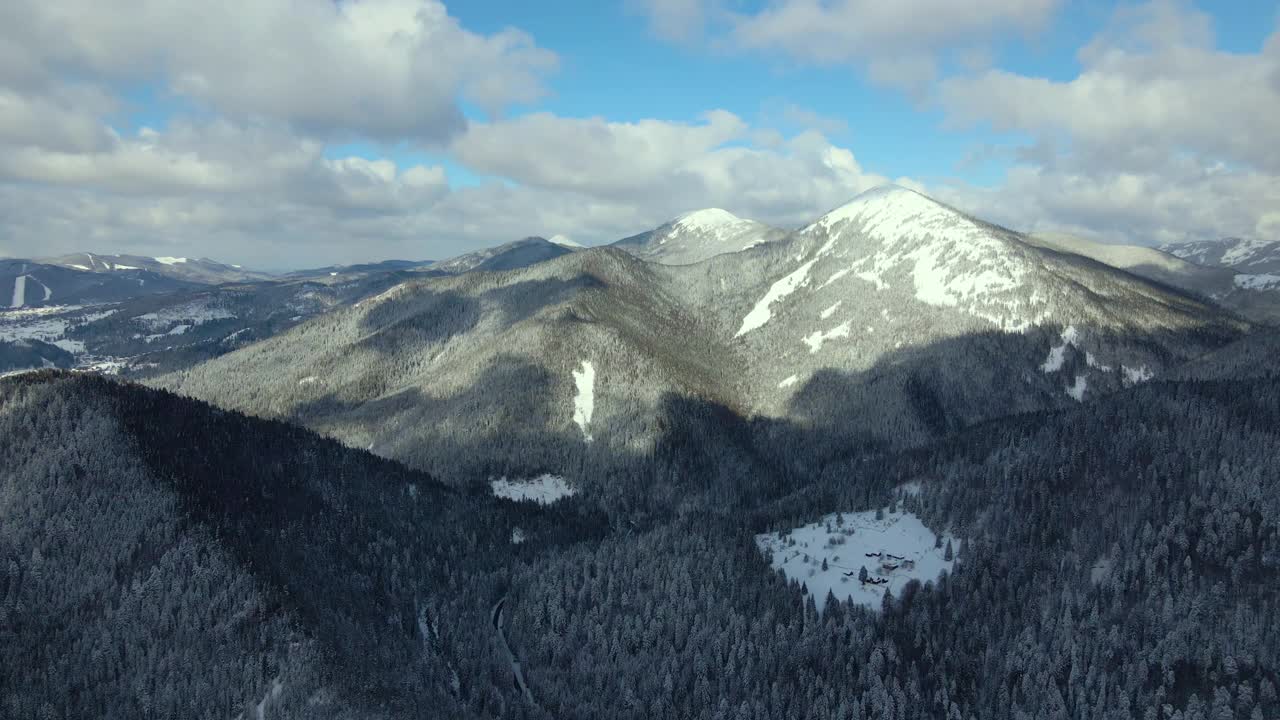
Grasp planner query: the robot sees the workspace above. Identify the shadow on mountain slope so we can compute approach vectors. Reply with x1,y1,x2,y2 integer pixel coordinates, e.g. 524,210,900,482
4,312,1277,719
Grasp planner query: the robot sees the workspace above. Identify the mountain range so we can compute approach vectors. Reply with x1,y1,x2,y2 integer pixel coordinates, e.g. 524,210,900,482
3,184,1278,719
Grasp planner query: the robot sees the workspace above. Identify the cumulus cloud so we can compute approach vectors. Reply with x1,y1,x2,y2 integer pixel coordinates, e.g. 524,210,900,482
452,110,894,226
939,3,1280,174
0,0,556,142
934,0,1280,246
0,108,897,265
635,0,1060,90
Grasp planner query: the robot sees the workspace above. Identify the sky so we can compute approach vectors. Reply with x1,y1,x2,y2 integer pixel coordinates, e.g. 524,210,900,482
0,0,1277,268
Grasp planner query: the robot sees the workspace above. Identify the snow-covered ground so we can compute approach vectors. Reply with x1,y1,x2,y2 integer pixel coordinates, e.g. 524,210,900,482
0,305,126,364
10,275,26,308
757,508,960,613
1122,365,1154,386
491,474,577,505
778,374,799,389
571,360,595,441
802,321,851,353
737,259,818,336
1066,375,1088,402
1041,326,1079,372
1234,273,1280,290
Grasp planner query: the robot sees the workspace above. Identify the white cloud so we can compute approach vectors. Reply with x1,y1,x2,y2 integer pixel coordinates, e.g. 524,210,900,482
631,0,714,42
933,1,1280,246
0,109,897,266
940,4,1280,174
636,0,1060,90
452,111,893,227
0,0,556,142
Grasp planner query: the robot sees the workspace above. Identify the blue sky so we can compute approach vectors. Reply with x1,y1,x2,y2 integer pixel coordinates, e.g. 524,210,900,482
0,0,1277,266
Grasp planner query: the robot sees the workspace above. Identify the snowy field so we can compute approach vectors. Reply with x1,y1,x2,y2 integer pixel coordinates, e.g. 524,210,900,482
756,508,959,613
0,305,116,354
490,474,577,505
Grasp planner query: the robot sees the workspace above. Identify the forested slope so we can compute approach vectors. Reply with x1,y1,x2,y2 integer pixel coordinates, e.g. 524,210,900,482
0,372,602,719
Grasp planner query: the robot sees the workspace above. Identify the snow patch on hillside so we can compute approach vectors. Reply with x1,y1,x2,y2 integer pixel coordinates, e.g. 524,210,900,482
778,374,799,388
757,508,959,613
820,301,842,319
737,259,818,336
802,321,851,353
491,475,577,505
572,360,596,441
154,256,189,265
1234,273,1280,290
1066,375,1088,402
10,275,26,308
1122,365,1154,386
1041,326,1079,372
672,208,746,237
1221,238,1276,266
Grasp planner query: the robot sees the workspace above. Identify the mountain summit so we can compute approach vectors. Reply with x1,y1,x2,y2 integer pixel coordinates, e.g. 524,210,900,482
612,208,787,265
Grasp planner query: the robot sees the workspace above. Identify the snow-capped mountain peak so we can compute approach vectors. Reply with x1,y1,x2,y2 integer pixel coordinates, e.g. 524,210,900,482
611,209,787,265
671,208,745,233
795,184,1028,317
549,234,584,249
807,184,967,238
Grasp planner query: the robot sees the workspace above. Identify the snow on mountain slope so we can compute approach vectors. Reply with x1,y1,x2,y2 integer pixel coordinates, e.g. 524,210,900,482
153,249,739,484
10,274,26,308
39,253,272,284
152,186,1248,476
1030,233,1280,323
663,184,1244,443
1161,237,1280,275
613,209,788,265
1029,232,1235,295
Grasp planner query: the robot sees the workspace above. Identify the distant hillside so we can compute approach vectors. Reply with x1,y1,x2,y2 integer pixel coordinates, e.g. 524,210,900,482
38,252,273,284
612,208,787,265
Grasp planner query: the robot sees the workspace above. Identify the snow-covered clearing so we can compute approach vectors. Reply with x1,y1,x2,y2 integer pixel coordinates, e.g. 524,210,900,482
10,275,26,308
778,374,798,389
1041,326,1079,372
757,508,959,613
819,301,842,319
802,321,851,353
736,259,818,336
154,256,188,265
571,360,595,441
298,376,318,385
491,474,577,505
